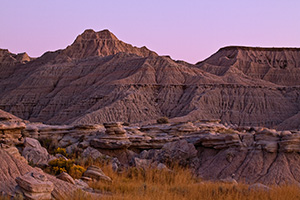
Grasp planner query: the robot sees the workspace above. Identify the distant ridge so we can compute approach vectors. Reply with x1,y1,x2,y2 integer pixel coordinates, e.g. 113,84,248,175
219,46,300,51
0,29,300,130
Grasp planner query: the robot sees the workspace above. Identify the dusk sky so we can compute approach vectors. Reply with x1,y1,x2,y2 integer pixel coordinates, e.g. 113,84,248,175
1,0,300,64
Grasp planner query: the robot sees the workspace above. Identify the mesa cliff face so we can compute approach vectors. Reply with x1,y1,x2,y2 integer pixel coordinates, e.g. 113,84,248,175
197,46,300,86
0,30,300,130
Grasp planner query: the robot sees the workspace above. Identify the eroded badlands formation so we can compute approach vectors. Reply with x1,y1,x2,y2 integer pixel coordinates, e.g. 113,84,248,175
0,29,299,129
1,29,300,199
2,109,300,198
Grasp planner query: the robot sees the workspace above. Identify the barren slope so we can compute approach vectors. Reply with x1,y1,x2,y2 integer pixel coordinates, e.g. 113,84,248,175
197,46,300,86
0,31,300,129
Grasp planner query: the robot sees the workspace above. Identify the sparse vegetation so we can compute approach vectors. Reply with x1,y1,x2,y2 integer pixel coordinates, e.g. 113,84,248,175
157,117,169,124
54,147,67,156
38,137,58,154
47,157,85,179
86,165,300,200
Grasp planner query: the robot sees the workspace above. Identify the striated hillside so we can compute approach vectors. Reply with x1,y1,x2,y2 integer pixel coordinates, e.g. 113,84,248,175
197,46,300,86
0,30,300,130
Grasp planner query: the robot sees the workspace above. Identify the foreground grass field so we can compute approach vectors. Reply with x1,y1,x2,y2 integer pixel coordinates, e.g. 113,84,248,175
2,162,300,200
84,165,300,200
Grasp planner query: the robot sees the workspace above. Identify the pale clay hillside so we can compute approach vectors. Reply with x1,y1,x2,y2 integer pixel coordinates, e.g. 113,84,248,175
1,29,300,199
0,29,300,129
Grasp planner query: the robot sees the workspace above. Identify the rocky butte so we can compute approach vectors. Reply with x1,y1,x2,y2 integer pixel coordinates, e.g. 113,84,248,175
0,29,300,199
1,29,300,129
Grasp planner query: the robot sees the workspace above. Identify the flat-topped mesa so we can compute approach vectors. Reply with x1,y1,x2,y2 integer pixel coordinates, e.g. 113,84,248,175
63,29,157,59
197,46,300,86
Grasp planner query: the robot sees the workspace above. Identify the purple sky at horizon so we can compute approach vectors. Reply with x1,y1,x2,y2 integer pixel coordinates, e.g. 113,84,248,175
1,0,300,64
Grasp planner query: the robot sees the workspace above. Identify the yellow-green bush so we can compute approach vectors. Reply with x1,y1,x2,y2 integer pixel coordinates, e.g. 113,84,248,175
69,165,86,179
54,147,67,156
48,158,85,178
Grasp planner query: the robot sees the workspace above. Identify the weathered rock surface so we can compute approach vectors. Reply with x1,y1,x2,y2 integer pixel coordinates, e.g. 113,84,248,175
248,183,271,191
0,49,31,68
1,30,300,129
56,172,75,185
197,46,300,86
22,137,53,166
16,171,54,200
0,148,34,196
63,29,157,59
156,140,198,167
82,165,112,182
81,146,103,160
91,122,131,149
3,111,300,187
0,146,80,199
0,109,25,145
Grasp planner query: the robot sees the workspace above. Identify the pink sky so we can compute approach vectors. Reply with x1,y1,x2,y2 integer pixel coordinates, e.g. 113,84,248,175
1,0,300,64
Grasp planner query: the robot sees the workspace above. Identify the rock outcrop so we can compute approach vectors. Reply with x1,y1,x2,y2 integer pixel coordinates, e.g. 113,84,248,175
1,30,300,129
3,111,300,187
197,46,300,86
90,122,131,149
0,145,80,199
56,172,75,185
16,171,54,200
82,165,112,182
0,109,25,145
63,29,157,59
22,137,53,166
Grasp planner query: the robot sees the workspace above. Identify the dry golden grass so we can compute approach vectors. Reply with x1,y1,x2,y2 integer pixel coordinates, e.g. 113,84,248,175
87,164,300,200
2,163,300,200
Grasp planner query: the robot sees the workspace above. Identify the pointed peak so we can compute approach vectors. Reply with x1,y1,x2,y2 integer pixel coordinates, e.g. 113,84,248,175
79,29,118,41
98,29,118,40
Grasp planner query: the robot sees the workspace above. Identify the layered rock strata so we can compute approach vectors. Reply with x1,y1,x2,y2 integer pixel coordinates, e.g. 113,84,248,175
16,172,54,200
91,122,131,149
82,165,112,182
1,30,300,129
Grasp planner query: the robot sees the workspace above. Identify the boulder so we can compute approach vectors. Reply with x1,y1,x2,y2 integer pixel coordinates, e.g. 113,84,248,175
132,158,152,169
248,183,271,191
16,171,54,200
66,142,79,155
156,140,198,167
81,147,103,159
82,165,112,182
22,137,53,166
57,172,75,185
0,147,81,199
220,177,238,185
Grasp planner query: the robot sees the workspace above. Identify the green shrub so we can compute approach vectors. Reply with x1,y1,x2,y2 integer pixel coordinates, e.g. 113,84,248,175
157,117,169,124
